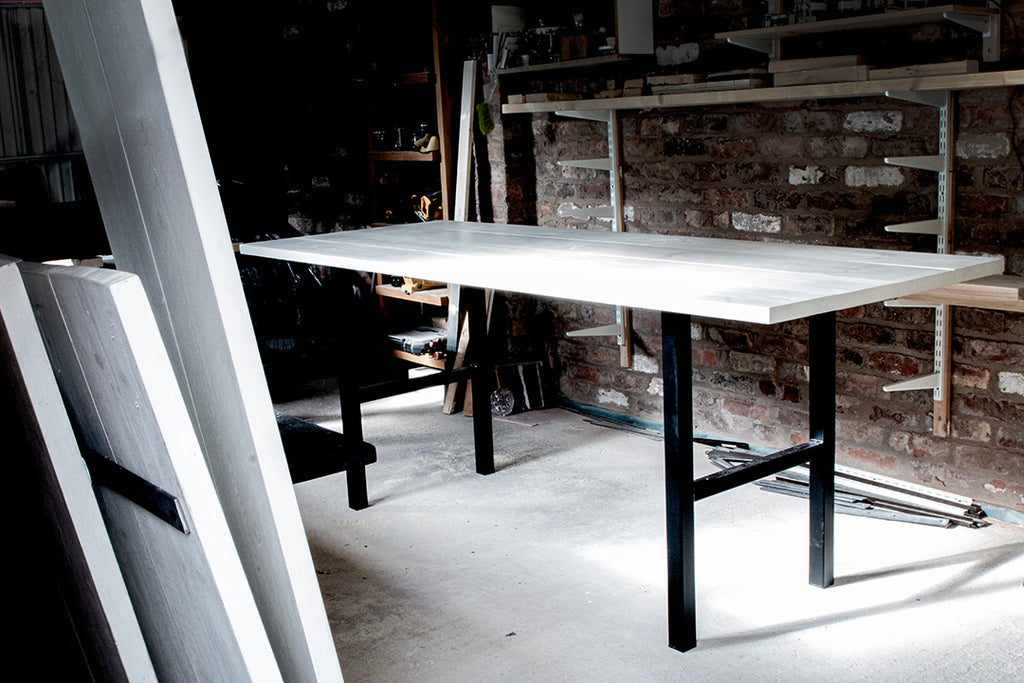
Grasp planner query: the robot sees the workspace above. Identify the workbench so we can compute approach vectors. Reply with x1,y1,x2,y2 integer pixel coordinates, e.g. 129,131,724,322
241,220,1002,651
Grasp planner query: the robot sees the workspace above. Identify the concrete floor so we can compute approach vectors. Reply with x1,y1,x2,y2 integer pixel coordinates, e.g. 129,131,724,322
276,374,1024,683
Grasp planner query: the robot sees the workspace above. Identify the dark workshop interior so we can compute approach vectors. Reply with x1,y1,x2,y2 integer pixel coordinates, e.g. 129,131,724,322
2,1,1023,680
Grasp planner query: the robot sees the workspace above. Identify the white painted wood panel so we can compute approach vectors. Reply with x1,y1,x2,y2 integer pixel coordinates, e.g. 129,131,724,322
41,2,342,680
20,262,283,682
241,221,1003,324
0,257,155,682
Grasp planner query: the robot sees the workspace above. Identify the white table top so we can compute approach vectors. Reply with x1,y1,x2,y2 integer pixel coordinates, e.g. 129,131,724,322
240,221,1003,324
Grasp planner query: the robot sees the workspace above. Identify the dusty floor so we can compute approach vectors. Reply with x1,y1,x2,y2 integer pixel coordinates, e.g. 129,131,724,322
276,375,1024,683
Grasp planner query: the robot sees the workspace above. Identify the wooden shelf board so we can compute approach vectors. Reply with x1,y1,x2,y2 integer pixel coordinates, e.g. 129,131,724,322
496,54,635,76
381,71,433,86
376,282,449,306
715,5,996,42
369,150,440,162
893,274,1024,313
392,348,447,369
502,68,1024,114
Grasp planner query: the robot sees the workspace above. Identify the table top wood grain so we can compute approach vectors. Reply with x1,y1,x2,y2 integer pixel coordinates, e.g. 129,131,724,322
241,221,1003,324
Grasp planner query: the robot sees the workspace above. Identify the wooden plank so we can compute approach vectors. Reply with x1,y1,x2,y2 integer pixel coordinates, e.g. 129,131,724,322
430,0,453,221
501,68,1024,114
716,5,997,41
40,2,343,680
769,55,865,73
524,92,584,103
645,73,703,86
19,262,282,682
869,59,978,80
454,60,477,223
376,282,449,306
392,348,447,369
442,310,471,414
495,54,633,76
0,257,156,682
773,65,870,87
893,275,1024,312
368,150,440,162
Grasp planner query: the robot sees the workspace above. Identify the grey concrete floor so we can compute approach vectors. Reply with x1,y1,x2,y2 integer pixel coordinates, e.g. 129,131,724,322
276,375,1024,683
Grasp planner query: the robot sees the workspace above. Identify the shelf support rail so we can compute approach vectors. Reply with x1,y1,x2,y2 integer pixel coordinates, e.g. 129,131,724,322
557,109,633,368
882,89,955,436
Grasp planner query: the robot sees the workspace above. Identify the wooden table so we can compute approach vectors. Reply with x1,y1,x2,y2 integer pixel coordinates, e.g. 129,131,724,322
241,220,1002,652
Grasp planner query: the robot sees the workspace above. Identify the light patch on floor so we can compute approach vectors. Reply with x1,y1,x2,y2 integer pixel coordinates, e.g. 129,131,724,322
278,378,1024,683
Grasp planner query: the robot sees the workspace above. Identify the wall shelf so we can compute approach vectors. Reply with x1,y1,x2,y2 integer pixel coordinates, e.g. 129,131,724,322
716,5,1000,62
391,349,447,369
368,150,440,162
496,54,635,76
375,282,449,307
503,68,1024,114
890,275,1024,313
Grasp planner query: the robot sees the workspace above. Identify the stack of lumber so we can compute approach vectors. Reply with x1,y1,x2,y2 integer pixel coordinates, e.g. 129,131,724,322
707,447,989,528
648,69,767,94
768,55,979,86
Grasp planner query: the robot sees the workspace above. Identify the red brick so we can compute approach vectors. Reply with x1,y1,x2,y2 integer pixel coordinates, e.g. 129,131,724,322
807,135,869,159
952,364,991,390
867,351,926,377
692,346,722,367
722,396,772,421
950,416,992,443
967,339,1024,364
704,138,757,157
837,418,888,446
838,446,899,472
758,135,805,157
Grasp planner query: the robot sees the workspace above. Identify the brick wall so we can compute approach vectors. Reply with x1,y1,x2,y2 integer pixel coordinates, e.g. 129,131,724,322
486,8,1024,511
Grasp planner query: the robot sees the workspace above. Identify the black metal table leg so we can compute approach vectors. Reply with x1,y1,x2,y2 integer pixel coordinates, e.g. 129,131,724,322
338,370,369,510
808,312,836,588
662,311,696,652
463,286,495,475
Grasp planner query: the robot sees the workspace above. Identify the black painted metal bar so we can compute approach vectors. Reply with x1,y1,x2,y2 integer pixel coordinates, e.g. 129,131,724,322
358,366,474,403
693,440,823,501
464,286,495,475
662,311,696,652
338,360,369,509
344,469,370,510
808,311,836,588
81,446,189,534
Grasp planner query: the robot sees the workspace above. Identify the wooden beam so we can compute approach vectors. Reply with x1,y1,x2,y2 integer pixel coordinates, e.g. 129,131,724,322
40,1,343,679
892,275,1024,313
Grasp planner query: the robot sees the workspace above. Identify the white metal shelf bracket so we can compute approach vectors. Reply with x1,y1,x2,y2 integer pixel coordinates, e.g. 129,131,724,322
557,108,633,367
943,10,1000,62
725,36,779,60
880,90,955,436
883,373,941,393
884,155,944,172
566,323,623,338
885,218,943,235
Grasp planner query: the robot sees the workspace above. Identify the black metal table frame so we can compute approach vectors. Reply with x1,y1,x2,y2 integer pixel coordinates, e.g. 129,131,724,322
337,285,835,652
662,310,835,651
336,286,495,510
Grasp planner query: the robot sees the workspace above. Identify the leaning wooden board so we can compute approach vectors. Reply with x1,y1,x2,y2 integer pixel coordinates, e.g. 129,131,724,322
40,2,342,680
0,257,155,682
20,262,283,682
241,221,1003,325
